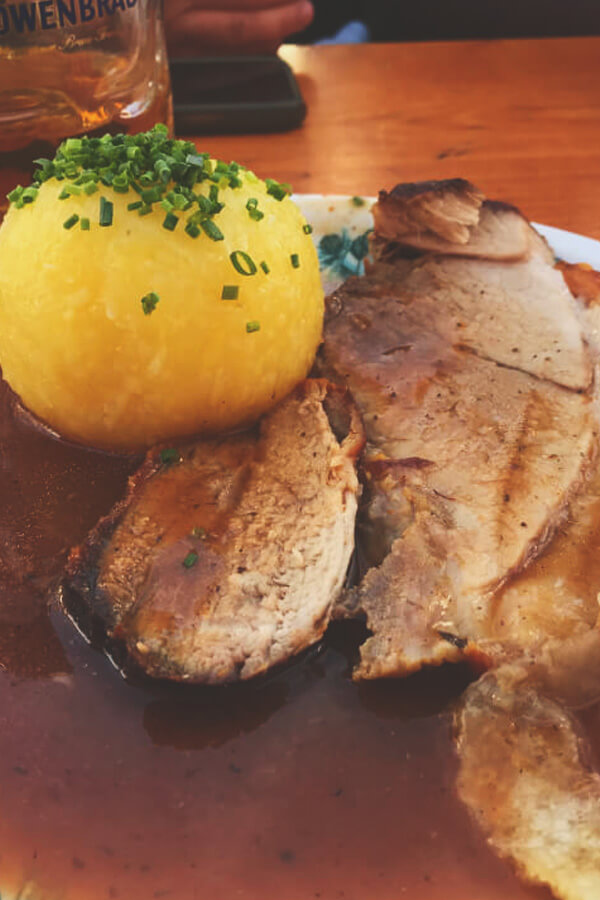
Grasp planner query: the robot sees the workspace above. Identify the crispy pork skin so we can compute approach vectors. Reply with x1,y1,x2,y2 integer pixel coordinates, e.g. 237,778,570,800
320,183,598,680
373,180,539,261
61,381,363,684
373,179,484,245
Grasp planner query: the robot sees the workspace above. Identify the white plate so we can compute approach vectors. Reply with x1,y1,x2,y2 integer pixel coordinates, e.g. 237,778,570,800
292,193,600,284
534,222,600,266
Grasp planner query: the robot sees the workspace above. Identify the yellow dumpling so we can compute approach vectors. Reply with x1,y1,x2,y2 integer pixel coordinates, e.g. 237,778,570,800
0,132,323,450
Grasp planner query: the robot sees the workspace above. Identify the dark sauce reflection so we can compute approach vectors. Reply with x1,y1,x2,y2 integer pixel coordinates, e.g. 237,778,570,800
142,651,329,751
0,375,557,900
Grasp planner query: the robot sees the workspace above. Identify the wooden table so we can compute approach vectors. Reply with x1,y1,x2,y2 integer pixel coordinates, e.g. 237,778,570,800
192,38,600,240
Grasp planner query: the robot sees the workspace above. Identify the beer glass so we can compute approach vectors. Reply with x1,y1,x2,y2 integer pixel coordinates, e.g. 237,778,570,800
0,0,173,215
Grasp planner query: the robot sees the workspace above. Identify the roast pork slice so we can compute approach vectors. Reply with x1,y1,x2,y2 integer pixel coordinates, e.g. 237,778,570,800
401,252,593,390
456,666,600,900
483,447,600,668
320,265,597,680
61,380,363,684
374,180,537,261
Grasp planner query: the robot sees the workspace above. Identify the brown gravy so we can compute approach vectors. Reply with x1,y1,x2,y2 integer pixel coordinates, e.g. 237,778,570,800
0,377,561,900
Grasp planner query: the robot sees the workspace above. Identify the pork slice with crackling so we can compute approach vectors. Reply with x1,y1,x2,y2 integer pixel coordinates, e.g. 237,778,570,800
373,178,485,246
362,186,600,900
61,380,363,684
318,182,597,680
373,179,542,262
373,180,591,390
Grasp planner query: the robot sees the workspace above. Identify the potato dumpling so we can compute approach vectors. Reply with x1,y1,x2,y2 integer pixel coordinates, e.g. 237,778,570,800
0,130,323,450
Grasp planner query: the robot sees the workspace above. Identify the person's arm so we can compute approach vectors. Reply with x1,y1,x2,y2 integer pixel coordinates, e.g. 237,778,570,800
165,0,314,56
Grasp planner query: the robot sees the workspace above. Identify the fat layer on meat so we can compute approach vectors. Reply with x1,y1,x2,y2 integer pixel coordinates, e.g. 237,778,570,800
61,380,363,684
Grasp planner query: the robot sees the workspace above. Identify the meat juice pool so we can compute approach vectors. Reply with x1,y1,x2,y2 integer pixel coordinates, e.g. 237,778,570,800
0,0,172,218
0,376,558,900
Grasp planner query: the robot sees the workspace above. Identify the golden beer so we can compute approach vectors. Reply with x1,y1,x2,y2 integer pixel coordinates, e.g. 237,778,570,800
0,0,172,216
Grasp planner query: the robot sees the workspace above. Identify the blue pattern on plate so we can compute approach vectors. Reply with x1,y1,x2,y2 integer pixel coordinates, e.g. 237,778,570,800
317,227,372,278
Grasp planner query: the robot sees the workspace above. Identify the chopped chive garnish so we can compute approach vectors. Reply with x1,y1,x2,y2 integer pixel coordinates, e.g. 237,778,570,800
159,447,180,465
245,197,264,220
191,526,207,539
7,185,24,206
80,217,90,231
230,250,257,276
186,153,207,168
351,195,366,207
112,175,129,193
155,159,171,183
246,320,260,333
162,211,178,231
21,186,38,204
182,550,198,569
221,285,239,300
303,223,313,234
265,178,291,201
290,253,300,268
185,222,200,238
99,196,113,226
63,213,79,230
201,219,224,241
260,260,270,274
172,194,189,211
141,291,160,315
141,186,161,204
14,127,296,245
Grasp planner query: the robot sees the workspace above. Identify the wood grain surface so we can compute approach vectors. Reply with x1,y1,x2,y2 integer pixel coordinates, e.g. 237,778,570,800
189,39,600,239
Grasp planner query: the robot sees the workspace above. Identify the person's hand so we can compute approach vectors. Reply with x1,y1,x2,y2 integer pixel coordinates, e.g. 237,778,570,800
165,0,314,57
